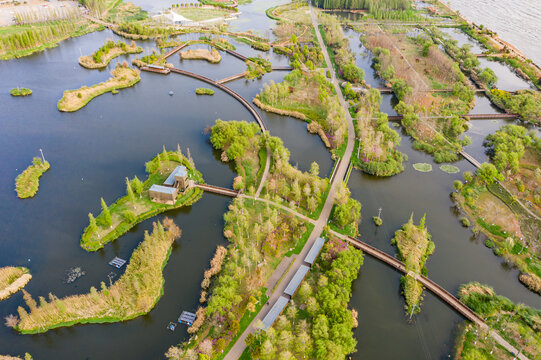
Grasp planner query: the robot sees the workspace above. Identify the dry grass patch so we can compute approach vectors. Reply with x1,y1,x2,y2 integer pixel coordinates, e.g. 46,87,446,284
476,192,523,238
13,219,181,334
0,267,31,301
180,48,221,63
58,63,140,112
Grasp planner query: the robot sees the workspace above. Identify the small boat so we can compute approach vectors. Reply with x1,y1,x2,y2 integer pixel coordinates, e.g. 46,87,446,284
169,91,174,96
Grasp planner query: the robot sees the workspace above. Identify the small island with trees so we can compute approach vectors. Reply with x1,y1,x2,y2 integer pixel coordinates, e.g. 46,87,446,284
392,214,434,314
80,147,203,251
9,219,181,334
78,39,142,69
58,63,140,112
15,156,50,199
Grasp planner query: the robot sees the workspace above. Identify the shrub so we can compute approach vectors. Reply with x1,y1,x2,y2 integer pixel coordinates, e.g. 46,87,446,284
460,217,470,227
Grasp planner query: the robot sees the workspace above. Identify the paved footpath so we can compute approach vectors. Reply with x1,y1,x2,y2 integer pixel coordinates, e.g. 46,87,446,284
224,3,356,358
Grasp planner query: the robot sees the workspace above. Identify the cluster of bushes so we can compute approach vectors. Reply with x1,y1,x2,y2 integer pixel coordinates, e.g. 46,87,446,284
9,88,32,97
395,101,468,163
93,40,127,63
456,282,541,360
331,182,362,236
319,13,364,83
246,56,272,79
352,88,406,176
277,42,325,69
485,124,541,174
116,23,179,39
246,237,363,360
489,89,541,124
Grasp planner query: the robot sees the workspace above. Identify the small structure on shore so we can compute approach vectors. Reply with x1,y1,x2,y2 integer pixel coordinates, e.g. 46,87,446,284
178,311,196,326
149,165,189,204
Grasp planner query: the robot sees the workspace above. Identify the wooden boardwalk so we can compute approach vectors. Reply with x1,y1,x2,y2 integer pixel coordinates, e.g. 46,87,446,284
330,230,527,359
156,67,267,131
225,49,248,61
217,71,248,84
195,184,239,197
163,43,190,59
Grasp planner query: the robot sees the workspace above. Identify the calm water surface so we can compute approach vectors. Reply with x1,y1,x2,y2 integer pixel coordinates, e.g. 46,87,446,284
1,1,540,359
447,0,541,66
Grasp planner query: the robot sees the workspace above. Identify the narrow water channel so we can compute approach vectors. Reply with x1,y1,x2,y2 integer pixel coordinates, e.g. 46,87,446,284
344,27,541,360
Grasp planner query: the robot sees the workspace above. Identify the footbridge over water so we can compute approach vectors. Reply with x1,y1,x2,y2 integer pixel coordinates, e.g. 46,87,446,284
195,184,239,197
329,231,527,359
141,66,267,132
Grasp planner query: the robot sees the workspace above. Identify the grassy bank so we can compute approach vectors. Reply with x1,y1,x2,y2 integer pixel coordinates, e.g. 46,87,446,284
80,149,203,251
455,282,541,359
12,219,181,334
245,236,363,359
15,157,50,199
392,214,434,314
79,40,142,69
58,63,140,112
9,88,32,97
0,267,31,302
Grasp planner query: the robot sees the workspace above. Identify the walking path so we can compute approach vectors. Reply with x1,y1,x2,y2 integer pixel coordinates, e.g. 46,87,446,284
223,3,356,359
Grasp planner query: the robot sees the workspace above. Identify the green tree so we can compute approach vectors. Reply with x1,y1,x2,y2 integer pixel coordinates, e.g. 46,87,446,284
126,177,136,207
342,62,364,83
392,78,412,101
479,67,497,87
88,213,98,233
100,197,112,228
131,176,144,196
476,163,503,185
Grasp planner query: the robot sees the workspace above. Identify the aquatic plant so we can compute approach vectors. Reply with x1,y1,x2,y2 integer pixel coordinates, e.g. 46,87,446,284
413,163,432,172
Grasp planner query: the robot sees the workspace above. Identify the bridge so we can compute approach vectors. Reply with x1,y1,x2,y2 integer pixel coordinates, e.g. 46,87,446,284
225,49,248,61
163,43,190,59
330,231,527,359
271,66,294,71
195,184,239,197
140,66,267,131
217,71,249,84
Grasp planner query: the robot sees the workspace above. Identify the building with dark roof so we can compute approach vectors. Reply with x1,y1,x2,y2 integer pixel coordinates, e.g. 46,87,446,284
284,265,310,298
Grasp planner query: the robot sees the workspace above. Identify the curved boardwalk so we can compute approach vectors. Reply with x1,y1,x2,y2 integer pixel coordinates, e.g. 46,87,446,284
167,68,267,131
